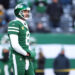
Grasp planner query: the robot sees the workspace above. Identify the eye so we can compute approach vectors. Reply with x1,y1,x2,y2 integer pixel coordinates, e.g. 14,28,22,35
23,10,29,13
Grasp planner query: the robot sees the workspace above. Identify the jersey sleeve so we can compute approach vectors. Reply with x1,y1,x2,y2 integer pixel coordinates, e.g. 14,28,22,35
8,21,19,35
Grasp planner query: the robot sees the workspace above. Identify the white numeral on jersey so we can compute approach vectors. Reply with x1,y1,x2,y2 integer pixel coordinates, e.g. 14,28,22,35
26,31,30,46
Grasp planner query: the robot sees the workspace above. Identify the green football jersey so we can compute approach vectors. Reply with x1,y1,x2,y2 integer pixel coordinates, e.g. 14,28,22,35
8,19,30,56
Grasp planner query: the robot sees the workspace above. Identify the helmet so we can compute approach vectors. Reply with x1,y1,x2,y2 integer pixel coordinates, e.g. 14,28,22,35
14,3,30,19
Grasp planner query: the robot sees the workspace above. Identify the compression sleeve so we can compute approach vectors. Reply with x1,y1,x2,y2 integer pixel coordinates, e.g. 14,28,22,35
9,34,28,56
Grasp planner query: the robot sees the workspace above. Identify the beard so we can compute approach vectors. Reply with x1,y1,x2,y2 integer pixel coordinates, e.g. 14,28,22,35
24,14,30,20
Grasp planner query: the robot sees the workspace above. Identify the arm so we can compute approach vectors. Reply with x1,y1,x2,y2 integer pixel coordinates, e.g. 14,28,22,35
9,34,29,56
60,5,63,16
66,58,70,69
46,4,51,15
53,59,57,69
66,58,70,74
53,58,58,74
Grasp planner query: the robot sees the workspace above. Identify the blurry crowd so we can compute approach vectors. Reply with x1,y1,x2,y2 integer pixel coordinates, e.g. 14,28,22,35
1,0,75,33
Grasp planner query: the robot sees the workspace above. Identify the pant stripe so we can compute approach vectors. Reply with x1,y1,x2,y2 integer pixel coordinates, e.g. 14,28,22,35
25,59,29,70
4,65,9,75
13,54,18,75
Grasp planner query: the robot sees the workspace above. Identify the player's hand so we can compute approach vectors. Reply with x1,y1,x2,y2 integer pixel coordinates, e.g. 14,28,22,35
26,53,30,56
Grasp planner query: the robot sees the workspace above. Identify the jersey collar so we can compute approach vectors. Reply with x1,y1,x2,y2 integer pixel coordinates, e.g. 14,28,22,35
16,17,28,29
16,17,25,24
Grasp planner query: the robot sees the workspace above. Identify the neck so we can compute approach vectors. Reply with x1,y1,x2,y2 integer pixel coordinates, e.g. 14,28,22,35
16,17,26,24
16,17,25,22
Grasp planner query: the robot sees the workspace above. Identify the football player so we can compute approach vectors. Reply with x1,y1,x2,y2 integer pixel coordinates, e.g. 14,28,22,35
8,3,35,75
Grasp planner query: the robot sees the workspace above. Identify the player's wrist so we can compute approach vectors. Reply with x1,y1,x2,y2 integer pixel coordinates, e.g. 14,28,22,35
27,50,36,58
26,53,30,56
24,52,28,56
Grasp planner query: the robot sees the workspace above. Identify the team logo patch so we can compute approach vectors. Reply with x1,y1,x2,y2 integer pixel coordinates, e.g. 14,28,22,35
22,26,24,30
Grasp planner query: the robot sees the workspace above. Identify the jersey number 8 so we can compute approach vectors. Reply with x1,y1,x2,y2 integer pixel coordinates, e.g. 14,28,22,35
26,31,30,46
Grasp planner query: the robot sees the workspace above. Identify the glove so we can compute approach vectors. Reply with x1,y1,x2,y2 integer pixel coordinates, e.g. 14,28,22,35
30,50,36,59
27,49,36,59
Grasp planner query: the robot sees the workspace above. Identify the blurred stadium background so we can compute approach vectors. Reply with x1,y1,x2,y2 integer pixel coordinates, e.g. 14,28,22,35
0,0,75,75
